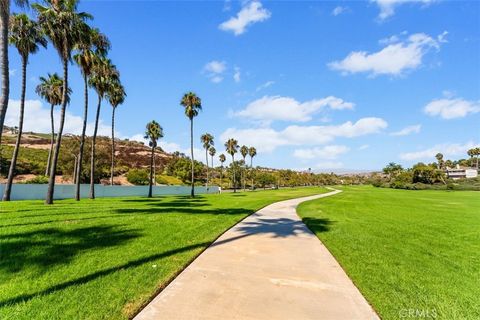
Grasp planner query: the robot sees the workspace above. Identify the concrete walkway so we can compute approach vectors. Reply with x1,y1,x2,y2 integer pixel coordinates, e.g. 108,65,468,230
135,190,379,320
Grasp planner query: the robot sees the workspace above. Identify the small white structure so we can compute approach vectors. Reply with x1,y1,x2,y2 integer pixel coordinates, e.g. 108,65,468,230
446,165,478,180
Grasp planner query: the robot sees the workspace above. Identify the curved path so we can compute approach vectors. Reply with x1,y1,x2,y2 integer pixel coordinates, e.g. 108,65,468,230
134,190,379,320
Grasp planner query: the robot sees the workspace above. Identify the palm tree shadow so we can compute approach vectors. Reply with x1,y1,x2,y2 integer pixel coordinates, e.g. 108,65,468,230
211,215,334,247
0,225,140,273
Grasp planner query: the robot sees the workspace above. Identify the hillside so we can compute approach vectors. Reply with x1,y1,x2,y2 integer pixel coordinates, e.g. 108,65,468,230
0,127,173,185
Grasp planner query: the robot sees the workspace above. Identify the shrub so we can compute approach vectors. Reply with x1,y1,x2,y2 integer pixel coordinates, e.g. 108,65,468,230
126,169,149,185
24,175,49,184
156,174,183,185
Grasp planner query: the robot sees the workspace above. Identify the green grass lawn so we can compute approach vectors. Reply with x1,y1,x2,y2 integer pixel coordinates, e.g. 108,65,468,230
0,187,327,320
297,186,480,320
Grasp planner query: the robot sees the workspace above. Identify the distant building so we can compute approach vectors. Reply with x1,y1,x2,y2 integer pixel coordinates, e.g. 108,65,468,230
446,165,478,180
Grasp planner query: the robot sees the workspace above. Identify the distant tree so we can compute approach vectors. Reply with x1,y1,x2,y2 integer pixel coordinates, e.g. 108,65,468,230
107,81,126,185
200,133,214,188
3,14,47,201
225,138,239,192
209,146,216,174
73,27,110,199
35,73,70,176
144,120,163,198
180,92,202,197
219,153,226,184
248,147,257,189
88,56,119,198
383,162,403,179
435,153,444,170
240,145,248,190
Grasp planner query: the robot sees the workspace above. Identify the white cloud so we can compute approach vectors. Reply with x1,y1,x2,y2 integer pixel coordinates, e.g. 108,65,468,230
235,95,355,123
400,141,478,161
424,97,480,119
358,144,370,150
5,99,112,137
256,80,275,92
372,0,435,20
293,145,350,160
329,31,447,76
203,60,227,83
219,1,271,36
233,67,241,83
332,6,348,16
221,117,387,153
390,124,421,136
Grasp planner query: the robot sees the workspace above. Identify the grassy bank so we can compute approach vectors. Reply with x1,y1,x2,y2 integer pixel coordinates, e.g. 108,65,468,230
0,187,327,319
297,186,480,319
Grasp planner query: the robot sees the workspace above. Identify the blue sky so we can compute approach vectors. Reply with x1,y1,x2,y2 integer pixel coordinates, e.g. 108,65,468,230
5,0,480,171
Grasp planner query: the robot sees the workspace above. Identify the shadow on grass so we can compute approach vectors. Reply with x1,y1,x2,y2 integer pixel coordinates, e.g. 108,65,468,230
301,217,334,233
0,242,209,308
0,225,141,273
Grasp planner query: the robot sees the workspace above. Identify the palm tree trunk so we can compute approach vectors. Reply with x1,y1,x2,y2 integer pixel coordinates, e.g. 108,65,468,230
110,106,116,186
242,156,246,191
205,148,209,188
148,145,154,198
45,103,55,176
250,157,254,190
3,55,27,201
220,164,223,183
89,94,102,199
75,74,88,201
232,154,236,193
0,1,10,176
190,118,194,197
45,58,68,205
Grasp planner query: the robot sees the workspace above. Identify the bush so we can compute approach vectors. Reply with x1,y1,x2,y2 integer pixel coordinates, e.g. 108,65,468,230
23,175,49,184
156,174,183,185
126,169,149,185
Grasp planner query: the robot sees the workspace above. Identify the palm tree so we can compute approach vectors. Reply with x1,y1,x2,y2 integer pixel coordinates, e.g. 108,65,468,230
107,81,125,185
0,0,29,157
33,0,92,204
219,153,225,185
3,14,46,201
209,146,216,173
240,145,248,191
88,56,119,199
225,138,239,192
145,120,163,198
200,133,213,188
248,146,257,189
435,153,444,170
35,73,69,176
73,27,109,200
180,92,202,197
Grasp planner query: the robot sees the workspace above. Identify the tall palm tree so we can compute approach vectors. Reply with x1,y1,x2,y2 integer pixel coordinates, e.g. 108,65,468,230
219,153,225,185
180,92,202,197
3,13,46,201
35,73,69,176
73,27,109,200
240,145,248,191
209,146,216,174
248,146,257,190
225,138,239,192
107,81,125,186
33,0,92,204
200,133,213,188
0,0,28,157
435,153,444,170
88,56,119,199
145,120,163,198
